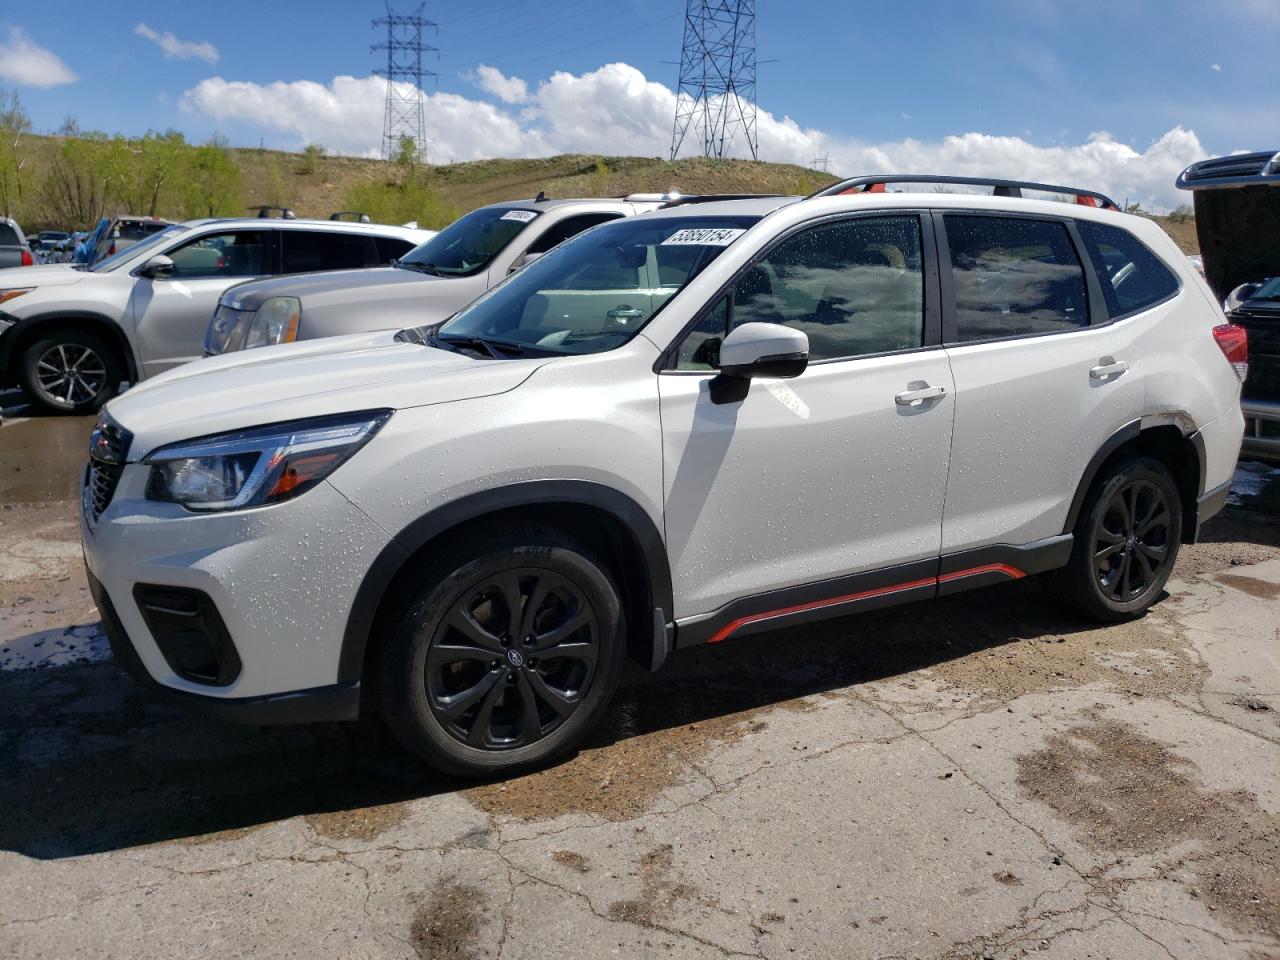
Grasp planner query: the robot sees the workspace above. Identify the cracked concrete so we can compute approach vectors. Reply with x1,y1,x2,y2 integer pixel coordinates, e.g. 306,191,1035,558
1,403,1279,959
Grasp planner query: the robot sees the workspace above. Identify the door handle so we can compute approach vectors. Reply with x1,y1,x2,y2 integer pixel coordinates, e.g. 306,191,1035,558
1089,359,1129,380
895,384,947,406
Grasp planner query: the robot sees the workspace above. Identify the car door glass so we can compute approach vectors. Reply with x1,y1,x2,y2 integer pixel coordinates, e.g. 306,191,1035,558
728,216,925,362
944,216,1087,341
281,231,376,273
676,297,730,370
1075,220,1179,318
527,213,624,255
167,231,268,278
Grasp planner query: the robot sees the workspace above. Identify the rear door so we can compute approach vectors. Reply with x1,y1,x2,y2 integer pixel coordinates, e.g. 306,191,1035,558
936,212,1145,556
129,228,273,377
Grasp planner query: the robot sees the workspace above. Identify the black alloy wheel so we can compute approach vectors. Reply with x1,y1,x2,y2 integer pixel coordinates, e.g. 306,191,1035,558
427,567,598,750
1093,477,1173,603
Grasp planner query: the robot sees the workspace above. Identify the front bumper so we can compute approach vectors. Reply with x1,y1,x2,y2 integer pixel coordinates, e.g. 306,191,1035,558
1242,397,1280,461
82,464,392,715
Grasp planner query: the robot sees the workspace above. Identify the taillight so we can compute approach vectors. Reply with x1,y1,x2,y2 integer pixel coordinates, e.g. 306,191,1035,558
20,248,32,266
1212,323,1248,382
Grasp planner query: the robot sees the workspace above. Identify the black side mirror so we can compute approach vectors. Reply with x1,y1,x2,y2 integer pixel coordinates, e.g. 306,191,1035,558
139,255,174,280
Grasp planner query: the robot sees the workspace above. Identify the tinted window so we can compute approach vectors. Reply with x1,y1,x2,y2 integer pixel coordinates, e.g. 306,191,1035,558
374,236,415,263
281,230,376,273
0,224,19,245
1076,220,1179,318
168,231,268,278
731,216,925,362
527,213,624,254
945,216,1087,342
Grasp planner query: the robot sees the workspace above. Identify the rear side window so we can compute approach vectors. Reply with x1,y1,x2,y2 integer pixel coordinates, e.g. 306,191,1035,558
0,224,19,245
944,215,1088,342
374,236,416,263
1076,220,1179,318
281,231,377,273
527,213,624,255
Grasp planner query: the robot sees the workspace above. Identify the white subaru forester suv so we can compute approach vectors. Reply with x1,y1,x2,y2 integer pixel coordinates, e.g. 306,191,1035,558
81,176,1246,778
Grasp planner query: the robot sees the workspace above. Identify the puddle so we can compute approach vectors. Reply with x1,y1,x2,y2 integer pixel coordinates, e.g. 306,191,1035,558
1217,573,1280,600
1229,460,1280,507
411,881,486,960
1016,719,1279,936
0,415,95,504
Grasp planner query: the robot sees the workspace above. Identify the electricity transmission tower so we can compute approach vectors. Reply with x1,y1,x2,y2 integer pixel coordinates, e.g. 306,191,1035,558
670,0,759,161
811,154,832,174
372,2,438,163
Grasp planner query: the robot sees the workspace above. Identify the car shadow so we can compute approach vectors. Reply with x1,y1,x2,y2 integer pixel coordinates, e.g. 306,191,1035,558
0,577,1110,860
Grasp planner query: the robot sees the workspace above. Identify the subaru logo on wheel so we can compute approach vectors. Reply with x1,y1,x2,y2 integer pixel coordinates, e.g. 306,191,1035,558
506,648,525,667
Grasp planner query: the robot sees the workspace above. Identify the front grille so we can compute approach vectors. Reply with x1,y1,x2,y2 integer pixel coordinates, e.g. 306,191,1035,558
1180,151,1280,186
83,411,133,526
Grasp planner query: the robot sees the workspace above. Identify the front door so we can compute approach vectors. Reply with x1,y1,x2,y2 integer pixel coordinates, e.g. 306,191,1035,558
658,213,954,620
129,228,271,377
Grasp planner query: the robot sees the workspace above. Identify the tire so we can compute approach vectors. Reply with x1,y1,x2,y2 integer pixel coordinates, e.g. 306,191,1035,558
18,329,123,414
376,523,626,778
1042,456,1182,622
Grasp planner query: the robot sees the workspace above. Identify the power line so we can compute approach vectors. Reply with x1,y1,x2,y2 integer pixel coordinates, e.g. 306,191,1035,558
671,0,759,160
518,12,681,67
372,2,439,162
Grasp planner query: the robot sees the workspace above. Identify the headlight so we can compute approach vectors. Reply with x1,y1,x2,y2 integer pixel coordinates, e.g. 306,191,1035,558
0,288,31,306
243,297,301,349
144,410,390,512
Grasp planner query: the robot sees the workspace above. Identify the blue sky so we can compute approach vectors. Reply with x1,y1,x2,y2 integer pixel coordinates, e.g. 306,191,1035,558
2,1,1277,205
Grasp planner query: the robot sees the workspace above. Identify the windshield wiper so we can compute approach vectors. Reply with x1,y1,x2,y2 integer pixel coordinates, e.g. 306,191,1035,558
434,331,524,359
395,260,441,276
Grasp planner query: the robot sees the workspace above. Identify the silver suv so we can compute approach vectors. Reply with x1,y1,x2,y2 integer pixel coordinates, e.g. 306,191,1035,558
0,217,433,413
204,195,671,355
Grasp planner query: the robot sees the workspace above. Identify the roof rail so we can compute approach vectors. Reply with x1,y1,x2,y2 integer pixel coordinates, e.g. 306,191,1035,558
329,211,372,223
1175,150,1280,191
659,193,787,209
807,175,1119,211
250,205,296,219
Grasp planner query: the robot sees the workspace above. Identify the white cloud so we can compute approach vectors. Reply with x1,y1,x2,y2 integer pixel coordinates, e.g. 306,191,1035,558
470,65,528,104
1211,62,1222,72
0,27,75,88
134,22,219,64
181,62,1211,208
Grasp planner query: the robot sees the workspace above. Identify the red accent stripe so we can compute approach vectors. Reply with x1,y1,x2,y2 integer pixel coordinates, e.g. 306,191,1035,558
706,563,1025,645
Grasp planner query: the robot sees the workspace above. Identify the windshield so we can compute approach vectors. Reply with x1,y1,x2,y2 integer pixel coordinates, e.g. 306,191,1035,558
89,224,187,272
399,206,541,276
1248,276,1280,300
436,214,761,355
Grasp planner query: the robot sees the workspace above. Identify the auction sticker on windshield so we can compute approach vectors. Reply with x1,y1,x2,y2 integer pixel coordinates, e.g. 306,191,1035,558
501,210,539,223
661,227,746,246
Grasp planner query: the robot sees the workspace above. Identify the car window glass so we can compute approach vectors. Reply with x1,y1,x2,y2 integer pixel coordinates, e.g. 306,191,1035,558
676,297,730,370
439,214,759,355
281,231,376,273
729,216,925,362
1075,220,1179,318
400,206,540,276
0,224,19,245
945,215,1087,342
374,236,415,263
527,213,624,255
168,231,269,278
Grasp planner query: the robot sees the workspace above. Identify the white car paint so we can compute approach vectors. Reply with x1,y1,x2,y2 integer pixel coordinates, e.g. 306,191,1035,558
81,191,1244,708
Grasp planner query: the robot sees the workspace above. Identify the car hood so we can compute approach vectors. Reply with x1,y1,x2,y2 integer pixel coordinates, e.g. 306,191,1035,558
1192,186,1280,300
107,329,551,457
225,266,440,309
0,263,87,287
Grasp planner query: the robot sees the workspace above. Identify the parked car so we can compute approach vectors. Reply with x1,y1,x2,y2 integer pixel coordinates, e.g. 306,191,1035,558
0,217,33,269
73,219,111,266
81,175,1244,777
0,217,435,413
203,194,678,356
91,216,174,264
1177,149,1280,457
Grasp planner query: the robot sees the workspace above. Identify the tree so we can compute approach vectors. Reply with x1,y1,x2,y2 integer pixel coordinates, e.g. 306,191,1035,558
185,141,243,217
43,131,116,227
298,143,325,175
0,88,30,217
